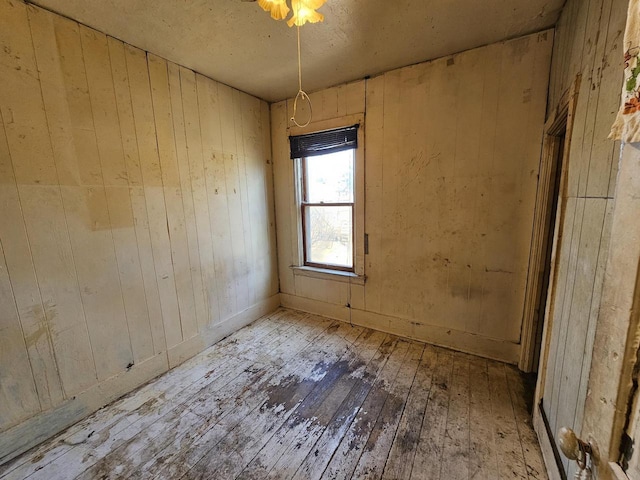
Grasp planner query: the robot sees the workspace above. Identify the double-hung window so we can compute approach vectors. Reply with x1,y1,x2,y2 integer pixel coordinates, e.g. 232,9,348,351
301,149,355,271
289,118,364,279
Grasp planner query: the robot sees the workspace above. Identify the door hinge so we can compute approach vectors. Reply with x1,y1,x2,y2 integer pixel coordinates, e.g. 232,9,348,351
364,233,369,255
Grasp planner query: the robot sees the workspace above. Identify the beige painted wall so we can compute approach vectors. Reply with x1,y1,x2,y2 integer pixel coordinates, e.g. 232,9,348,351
0,0,278,463
272,31,553,364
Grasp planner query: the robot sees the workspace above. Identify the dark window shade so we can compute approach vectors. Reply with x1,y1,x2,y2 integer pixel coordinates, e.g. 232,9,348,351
289,124,359,159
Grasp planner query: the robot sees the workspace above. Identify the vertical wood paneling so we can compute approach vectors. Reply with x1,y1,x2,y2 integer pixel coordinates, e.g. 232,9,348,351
536,0,626,476
550,199,606,463
82,27,155,364
167,62,209,333
233,90,255,307
148,53,198,341
195,73,236,320
363,75,384,314
127,45,183,349
180,70,221,325
0,237,40,427
15,185,98,397
4,1,98,399
219,84,250,313
379,68,402,317
108,37,167,356
0,86,64,410
0,0,276,453
51,17,133,381
273,33,553,359
548,198,585,441
260,101,279,299
271,101,295,295
242,94,269,300
573,199,613,430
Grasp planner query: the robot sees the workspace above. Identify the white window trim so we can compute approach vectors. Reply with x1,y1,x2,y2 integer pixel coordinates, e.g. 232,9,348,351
288,113,366,281
291,265,365,285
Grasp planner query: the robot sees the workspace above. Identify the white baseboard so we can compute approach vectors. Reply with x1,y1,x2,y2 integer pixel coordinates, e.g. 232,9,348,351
0,294,280,466
280,293,520,364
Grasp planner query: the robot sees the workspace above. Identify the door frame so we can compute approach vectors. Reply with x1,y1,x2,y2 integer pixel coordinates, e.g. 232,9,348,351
520,74,581,373
529,74,581,480
574,141,640,480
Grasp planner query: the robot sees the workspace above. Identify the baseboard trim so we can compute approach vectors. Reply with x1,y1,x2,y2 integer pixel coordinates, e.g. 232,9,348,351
0,353,168,466
166,294,280,368
280,293,520,364
0,294,280,466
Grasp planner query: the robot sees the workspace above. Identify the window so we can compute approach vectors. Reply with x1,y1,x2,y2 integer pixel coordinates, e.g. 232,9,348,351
301,149,355,271
289,116,365,280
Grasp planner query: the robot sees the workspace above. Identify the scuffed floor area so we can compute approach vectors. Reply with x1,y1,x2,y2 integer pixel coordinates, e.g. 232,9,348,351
0,308,546,479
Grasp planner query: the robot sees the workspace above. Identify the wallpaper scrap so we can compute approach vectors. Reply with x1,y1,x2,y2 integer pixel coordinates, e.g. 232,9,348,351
611,0,640,144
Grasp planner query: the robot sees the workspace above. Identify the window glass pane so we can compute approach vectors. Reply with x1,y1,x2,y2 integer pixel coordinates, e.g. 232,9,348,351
305,150,354,203
305,206,353,268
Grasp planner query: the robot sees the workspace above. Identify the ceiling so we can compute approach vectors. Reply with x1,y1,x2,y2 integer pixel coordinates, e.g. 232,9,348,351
32,0,566,102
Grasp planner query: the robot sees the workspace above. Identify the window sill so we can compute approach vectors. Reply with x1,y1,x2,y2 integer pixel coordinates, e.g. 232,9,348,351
291,266,366,285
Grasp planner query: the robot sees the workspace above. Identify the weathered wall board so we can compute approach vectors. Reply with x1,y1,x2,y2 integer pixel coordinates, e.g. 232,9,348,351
272,31,554,364
0,0,279,464
533,0,628,478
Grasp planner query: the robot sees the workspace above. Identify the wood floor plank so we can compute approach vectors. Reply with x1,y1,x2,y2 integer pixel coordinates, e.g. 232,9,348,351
263,331,390,479
291,336,399,480
382,344,437,480
0,313,289,480
468,356,499,480
488,362,529,480
409,348,455,480
188,329,388,479
133,322,361,479
74,312,333,479
1,309,548,480
349,342,425,480
8,312,304,480
319,339,414,480
228,326,374,480
505,366,546,480
438,352,471,480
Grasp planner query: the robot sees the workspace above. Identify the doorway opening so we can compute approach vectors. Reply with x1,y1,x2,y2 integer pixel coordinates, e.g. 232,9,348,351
519,115,567,417
520,98,570,377
533,120,566,372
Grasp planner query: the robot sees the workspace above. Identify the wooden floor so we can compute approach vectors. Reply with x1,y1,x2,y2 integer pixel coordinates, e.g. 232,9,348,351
0,308,546,480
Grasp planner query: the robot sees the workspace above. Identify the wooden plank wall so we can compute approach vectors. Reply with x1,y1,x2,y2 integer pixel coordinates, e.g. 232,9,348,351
536,0,627,476
272,31,554,364
0,0,278,464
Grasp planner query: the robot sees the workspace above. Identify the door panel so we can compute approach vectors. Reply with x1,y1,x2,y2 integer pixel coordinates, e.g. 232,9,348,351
542,197,613,477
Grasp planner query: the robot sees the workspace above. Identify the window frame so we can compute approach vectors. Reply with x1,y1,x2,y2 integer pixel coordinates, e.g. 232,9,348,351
288,113,365,280
300,151,356,272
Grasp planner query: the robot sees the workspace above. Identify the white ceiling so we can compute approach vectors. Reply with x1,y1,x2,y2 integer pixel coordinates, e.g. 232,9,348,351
32,0,565,102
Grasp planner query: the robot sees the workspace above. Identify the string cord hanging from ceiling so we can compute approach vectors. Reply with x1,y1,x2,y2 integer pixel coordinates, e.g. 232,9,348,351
290,8,312,127
256,0,325,125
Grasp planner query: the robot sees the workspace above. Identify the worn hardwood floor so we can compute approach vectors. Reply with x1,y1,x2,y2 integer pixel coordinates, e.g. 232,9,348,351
0,308,546,480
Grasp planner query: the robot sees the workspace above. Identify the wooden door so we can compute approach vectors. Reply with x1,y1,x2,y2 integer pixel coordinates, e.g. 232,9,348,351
534,71,618,479
532,77,593,480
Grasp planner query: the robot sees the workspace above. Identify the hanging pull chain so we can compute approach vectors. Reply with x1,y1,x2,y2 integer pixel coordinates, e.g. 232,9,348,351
291,22,312,127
